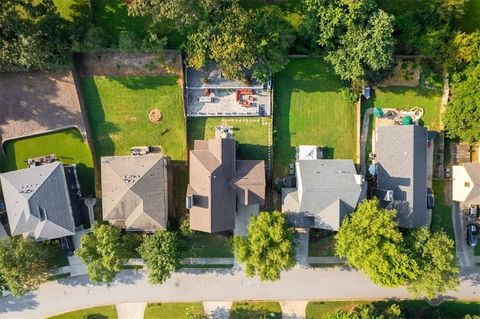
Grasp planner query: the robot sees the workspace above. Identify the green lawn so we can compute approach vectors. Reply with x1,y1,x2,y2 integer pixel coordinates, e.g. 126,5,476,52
144,302,204,319
306,300,480,319
0,128,95,196
186,233,234,258
430,181,455,240
230,301,282,319
188,117,271,162
46,305,117,319
462,0,480,32
81,75,186,161
363,86,443,132
308,230,336,257
273,58,357,177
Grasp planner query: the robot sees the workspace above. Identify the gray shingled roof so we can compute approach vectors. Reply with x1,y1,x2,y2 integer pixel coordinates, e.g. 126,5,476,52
101,155,168,232
187,138,266,233
282,159,364,231
376,125,428,228
0,162,75,240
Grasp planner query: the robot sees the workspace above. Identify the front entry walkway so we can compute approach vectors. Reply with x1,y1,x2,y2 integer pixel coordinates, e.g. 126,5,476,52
203,301,232,319
280,301,308,319
115,302,146,319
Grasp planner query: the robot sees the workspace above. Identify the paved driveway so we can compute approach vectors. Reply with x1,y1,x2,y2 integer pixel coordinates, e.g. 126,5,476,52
453,202,475,268
0,267,479,319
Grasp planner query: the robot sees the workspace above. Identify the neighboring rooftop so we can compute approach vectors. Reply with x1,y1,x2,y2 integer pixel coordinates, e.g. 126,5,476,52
282,159,364,231
376,125,429,228
0,162,75,241
187,137,265,233
101,155,169,232
452,163,480,205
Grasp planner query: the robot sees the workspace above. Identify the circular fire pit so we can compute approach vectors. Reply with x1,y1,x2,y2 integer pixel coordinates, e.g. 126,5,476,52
149,109,163,124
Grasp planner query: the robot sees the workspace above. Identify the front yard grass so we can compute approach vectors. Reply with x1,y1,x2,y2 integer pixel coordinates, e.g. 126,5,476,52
430,180,454,240
308,230,336,257
230,301,282,319
363,86,443,132
81,75,186,161
273,58,357,177
186,232,234,258
46,305,117,319
305,300,480,319
144,302,204,319
0,128,95,196
188,117,271,161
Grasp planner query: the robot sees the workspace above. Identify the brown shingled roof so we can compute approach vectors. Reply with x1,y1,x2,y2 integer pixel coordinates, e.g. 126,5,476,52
187,138,266,233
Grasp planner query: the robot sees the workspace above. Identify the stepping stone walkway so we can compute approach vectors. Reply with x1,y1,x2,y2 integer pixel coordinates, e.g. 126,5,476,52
202,301,232,319
280,301,309,319
115,302,146,319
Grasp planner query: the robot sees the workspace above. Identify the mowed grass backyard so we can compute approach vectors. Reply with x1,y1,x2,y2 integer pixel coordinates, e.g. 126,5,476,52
306,300,480,319
273,58,357,177
363,86,443,132
0,128,95,196
188,117,271,161
81,75,186,161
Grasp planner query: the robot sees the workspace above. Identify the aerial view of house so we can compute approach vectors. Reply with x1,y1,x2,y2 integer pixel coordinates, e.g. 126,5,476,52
101,155,169,232
187,134,265,233
1,0,480,318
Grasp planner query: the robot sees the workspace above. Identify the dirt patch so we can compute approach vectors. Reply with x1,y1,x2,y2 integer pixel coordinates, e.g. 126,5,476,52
0,71,87,144
149,109,163,123
75,51,182,77
378,57,421,87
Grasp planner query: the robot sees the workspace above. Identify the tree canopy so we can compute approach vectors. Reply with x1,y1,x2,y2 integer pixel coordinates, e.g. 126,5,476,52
138,231,185,285
336,199,459,299
324,304,403,319
75,223,128,284
335,199,418,287
407,228,459,299
442,32,480,142
0,0,71,71
303,0,395,81
0,237,49,297
234,211,296,281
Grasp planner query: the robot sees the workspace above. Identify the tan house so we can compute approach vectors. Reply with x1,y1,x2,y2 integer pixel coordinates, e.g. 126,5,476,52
186,137,265,233
101,155,168,232
453,163,480,205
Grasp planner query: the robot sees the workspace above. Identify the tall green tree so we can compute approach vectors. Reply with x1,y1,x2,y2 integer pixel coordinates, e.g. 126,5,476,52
0,237,49,297
443,58,480,142
138,231,185,285
75,223,127,284
303,0,395,81
0,0,71,71
407,228,459,299
335,199,419,287
234,211,296,281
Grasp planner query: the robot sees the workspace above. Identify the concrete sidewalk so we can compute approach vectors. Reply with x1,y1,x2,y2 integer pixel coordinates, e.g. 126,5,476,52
116,302,146,319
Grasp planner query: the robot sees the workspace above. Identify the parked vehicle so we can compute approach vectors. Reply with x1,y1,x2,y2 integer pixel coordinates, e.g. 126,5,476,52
467,206,479,222
427,189,435,209
467,224,478,247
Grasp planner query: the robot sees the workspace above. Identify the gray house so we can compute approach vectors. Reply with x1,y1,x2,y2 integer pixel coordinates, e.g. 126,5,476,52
101,155,169,232
282,159,365,231
375,125,429,228
0,162,76,241
187,137,266,233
